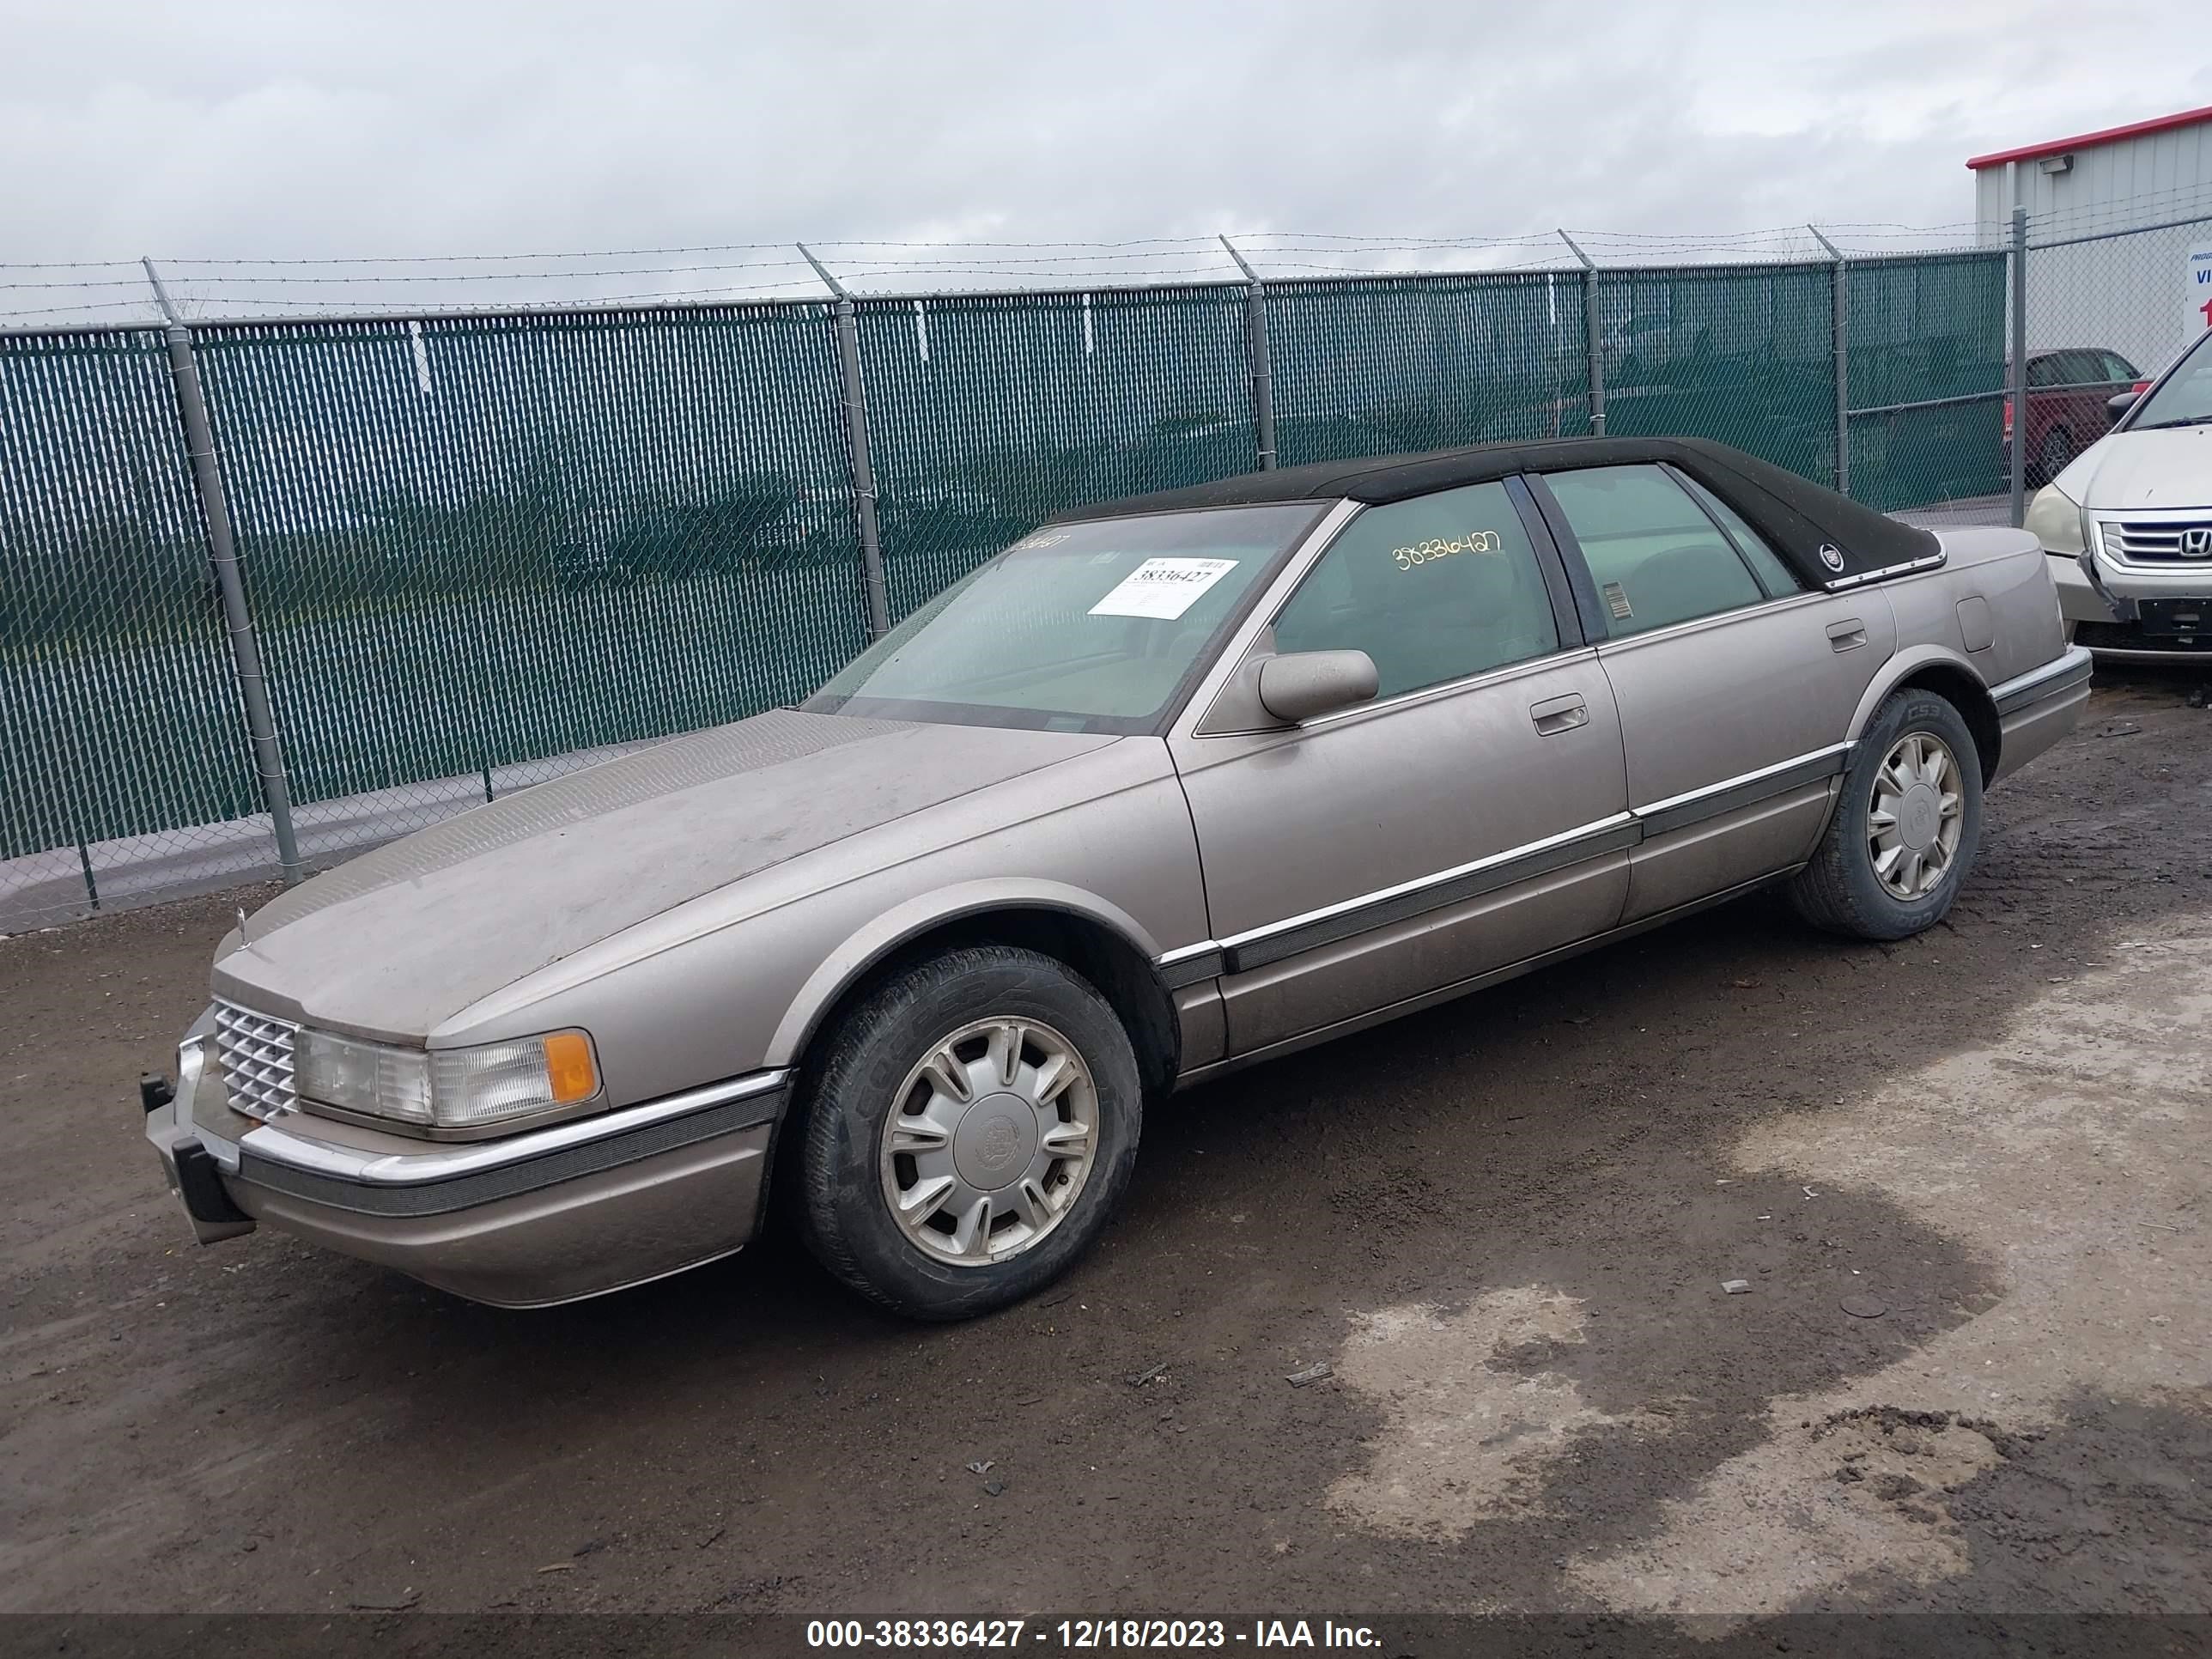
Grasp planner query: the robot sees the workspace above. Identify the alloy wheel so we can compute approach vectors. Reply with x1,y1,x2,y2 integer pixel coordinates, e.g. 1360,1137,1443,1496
878,1018,1098,1267
1868,731,1966,901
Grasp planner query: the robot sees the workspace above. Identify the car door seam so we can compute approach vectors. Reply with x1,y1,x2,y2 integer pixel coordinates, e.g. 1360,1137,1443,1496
1218,815,1640,974
1150,737,1863,977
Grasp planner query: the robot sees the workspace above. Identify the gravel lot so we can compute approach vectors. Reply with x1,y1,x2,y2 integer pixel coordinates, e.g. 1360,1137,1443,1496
3,671,2209,1632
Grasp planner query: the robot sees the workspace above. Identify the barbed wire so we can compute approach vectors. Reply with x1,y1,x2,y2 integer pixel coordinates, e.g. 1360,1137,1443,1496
3,201,2186,331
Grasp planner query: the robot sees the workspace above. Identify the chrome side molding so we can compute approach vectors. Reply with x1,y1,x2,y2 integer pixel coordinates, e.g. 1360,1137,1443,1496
1158,741,1856,979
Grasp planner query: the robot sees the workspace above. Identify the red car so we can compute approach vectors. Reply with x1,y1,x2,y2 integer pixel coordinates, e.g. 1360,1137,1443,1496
2005,346,2143,483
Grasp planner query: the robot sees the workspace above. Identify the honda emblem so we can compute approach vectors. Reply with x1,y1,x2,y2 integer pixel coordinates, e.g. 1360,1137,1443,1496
2182,527,2212,559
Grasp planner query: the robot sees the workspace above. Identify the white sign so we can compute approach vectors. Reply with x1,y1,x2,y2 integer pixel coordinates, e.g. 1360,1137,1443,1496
1088,557,1239,620
2190,246,2212,338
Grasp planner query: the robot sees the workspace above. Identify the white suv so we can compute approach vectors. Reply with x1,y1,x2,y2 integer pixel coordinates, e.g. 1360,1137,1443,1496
2035,328,2212,662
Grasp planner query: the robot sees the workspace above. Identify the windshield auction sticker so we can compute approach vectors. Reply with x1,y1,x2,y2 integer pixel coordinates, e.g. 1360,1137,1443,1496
1088,557,1239,620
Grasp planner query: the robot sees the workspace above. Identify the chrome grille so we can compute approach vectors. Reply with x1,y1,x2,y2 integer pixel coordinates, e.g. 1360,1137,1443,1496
214,1002,300,1121
2103,517,2212,566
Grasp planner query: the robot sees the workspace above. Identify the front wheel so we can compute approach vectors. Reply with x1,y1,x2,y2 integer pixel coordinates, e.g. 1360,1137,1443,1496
1789,690,1984,941
796,945,1142,1320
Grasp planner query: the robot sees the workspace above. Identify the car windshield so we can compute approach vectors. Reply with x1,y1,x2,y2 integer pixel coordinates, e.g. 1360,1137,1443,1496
805,503,1327,733
2131,331,2212,429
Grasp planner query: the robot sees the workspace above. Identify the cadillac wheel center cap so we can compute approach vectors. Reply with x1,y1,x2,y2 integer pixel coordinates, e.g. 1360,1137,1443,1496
952,1093,1038,1191
1899,782,1942,852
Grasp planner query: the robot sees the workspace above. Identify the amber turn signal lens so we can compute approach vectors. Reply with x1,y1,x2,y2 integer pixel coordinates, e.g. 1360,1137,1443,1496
543,1030,599,1104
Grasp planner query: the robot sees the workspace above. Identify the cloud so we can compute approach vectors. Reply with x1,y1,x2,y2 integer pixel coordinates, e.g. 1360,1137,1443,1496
0,0,2203,279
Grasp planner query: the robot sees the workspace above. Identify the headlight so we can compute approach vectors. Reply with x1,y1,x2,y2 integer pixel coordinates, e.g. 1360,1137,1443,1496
2024,483,2085,556
295,1028,600,1131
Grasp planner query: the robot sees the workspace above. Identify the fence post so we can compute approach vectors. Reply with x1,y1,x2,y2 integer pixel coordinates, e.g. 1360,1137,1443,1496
1559,231,1605,436
143,258,303,885
2008,205,2029,527
1219,236,1277,470
799,246,891,641
1809,225,1851,496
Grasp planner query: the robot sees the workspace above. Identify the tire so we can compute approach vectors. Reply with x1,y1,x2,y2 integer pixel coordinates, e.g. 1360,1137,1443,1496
2036,427,2073,486
1789,689,1984,941
795,945,1142,1321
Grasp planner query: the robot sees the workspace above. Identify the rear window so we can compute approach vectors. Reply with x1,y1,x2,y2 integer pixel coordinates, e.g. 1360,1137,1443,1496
1543,465,1771,637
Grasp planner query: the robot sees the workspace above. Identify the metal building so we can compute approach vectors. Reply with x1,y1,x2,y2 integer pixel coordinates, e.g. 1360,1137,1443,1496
1971,105,2212,376
1973,105,2212,231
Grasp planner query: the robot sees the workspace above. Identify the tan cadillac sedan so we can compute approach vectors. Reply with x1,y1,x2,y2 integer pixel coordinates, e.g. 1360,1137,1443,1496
143,437,2090,1320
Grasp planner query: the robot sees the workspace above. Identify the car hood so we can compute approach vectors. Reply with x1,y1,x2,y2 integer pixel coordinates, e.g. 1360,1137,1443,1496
2056,425,2212,509
212,710,1119,1042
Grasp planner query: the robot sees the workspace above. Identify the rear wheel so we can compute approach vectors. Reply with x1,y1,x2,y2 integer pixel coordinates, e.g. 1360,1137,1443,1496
1790,690,1984,941
796,946,1142,1321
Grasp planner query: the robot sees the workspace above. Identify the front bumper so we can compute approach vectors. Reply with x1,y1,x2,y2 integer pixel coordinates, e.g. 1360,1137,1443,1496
144,1008,787,1307
2049,552,2212,660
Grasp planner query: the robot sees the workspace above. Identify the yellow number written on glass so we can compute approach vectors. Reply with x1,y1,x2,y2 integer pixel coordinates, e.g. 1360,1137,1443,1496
1392,529,1503,571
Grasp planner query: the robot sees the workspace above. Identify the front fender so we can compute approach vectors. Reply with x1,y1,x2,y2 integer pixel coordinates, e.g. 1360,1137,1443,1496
763,878,1169,1071
432,744,1207,1109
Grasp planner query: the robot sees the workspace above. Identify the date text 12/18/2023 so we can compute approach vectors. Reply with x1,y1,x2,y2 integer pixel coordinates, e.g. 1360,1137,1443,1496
804,1617,1383,1650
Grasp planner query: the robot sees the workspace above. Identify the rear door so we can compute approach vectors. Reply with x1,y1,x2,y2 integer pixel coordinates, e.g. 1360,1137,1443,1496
1530,462,1896,923
1170,480,1631,1059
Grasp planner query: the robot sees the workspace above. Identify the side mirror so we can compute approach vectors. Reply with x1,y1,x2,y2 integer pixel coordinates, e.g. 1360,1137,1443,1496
1256,649,1379,725
2107,390,2139,421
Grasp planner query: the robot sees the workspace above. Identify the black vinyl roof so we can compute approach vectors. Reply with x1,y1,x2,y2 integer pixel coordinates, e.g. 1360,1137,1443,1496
1049,435,1942,593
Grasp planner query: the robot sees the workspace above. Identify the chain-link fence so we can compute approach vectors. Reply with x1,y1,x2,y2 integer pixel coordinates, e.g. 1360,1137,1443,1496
1,240,2014,929
2008,207,2212,501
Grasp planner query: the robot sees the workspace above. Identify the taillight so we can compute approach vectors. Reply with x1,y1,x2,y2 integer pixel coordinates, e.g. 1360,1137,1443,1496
2002,398,2013,438
2130,380,2150,394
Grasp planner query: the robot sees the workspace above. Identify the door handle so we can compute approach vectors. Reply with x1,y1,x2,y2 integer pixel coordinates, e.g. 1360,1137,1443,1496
1826,618,1868,653
1529,692,1589,736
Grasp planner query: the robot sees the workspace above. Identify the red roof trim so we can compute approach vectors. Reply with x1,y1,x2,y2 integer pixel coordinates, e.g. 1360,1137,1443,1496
1967,104,2212,169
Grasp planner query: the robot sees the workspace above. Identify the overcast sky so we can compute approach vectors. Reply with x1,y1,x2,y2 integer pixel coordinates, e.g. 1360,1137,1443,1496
3,0,2205,303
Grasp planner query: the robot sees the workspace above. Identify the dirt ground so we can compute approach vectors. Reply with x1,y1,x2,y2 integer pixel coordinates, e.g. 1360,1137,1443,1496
3,672,2209,1633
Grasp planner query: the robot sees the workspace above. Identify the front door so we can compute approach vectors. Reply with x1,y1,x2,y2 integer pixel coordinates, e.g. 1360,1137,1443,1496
1534,461,1897,921
1170,480,1632,1059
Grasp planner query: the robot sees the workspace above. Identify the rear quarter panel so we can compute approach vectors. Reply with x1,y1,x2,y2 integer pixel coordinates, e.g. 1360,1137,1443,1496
1942,527,2069,685
1877,528,2063,688
1845,528,2071,767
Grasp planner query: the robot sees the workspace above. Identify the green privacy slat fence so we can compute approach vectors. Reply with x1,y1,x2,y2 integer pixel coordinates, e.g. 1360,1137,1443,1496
1265,271,1595,466
854,284,1255,618
2,251,2011,919
1844,252,2008,513
0,328,260,859
186,304,864,806
1594,262,1838,478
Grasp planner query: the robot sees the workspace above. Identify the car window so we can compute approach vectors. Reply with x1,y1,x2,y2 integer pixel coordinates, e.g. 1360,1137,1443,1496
2129,330,2212,430
1542,464,1769,637
2063,349,2109,386
1674,471,1803,599
2100,349,2140,382
1270,482,1559,701
805,503,1323,732
2026,356,2059,388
